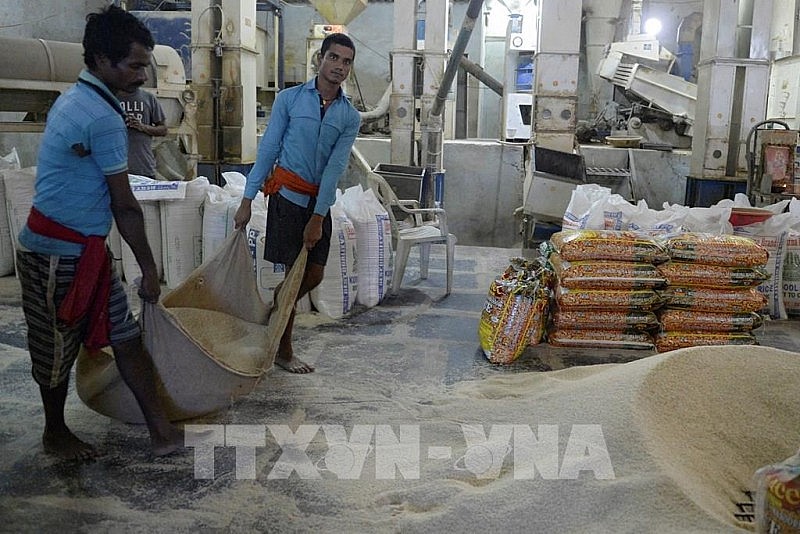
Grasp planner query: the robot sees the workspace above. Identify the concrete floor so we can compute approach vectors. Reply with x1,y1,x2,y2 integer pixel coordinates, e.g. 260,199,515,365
1,244,799,532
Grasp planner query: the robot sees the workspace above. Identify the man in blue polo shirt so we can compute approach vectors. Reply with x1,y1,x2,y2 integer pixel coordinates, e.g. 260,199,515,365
16,5,183,460
234,33,361,373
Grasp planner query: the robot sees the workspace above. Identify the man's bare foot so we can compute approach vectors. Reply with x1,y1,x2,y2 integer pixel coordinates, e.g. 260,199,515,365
43,429,98,461
151,424,185,457
275,354,315,374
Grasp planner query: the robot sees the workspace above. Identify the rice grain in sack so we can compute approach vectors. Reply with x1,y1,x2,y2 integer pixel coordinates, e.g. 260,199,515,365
161,177,208,288
479,283,537,363
121,201,162,283
311,198,358,318
202,184,238,260
3,167,35,248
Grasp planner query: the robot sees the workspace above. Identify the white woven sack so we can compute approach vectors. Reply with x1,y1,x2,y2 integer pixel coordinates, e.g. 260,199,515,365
341,185,392,308
121,201,162,284
202,184,238,260
244,193,284,306
3,166,36,275
0,173,13,276
784,231,800,316
221,171,247,197
734,211,800,320
161,177,209,288
0,149,21,275
310,195,358,318
562,184,610,230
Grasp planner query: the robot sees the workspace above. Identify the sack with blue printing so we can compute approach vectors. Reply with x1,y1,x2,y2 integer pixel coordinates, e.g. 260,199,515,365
311,192,358,318
340,185,393,308
734,211,800,319
561,183,610,230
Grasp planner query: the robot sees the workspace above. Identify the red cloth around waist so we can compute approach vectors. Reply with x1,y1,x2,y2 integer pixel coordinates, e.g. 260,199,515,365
26,207,112,349
262,165,319,197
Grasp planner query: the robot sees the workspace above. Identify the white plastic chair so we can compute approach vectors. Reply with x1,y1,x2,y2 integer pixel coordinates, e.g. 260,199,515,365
366,170,456,296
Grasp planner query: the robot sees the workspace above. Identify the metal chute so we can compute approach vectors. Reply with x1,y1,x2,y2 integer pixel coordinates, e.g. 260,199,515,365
308,0,368,25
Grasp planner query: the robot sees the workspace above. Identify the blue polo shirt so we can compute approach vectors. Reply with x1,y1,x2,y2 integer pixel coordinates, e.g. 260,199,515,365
19,70,128,256
244,78,361,217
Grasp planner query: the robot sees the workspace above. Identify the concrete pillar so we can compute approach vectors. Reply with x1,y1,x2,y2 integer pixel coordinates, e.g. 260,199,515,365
191,0,219,163
794,0,800,55
533,0,581,153
191,0,257,165
690,0,774,179
582,0,624,122
390,0,417,165
221,0,258,164
420,0,449,168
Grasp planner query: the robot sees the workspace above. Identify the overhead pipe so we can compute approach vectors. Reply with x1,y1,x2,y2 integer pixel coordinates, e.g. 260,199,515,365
276,4,285,89
455,60,467,138
458,55,503,97
420,0,484,207
359,83,392,122
429,0,484,119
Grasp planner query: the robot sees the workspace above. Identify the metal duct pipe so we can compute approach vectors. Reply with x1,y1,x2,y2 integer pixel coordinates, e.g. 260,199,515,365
456,60,467,138
211,0,223,184
276,5,285,89
359,83,392,122
458,55,503,97
430,0,484,119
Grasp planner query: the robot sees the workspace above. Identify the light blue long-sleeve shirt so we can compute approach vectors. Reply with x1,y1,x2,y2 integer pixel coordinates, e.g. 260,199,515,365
244,78,361,217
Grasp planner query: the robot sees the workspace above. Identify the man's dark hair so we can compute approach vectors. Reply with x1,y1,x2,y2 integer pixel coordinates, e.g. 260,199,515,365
320,33,356,60
83,5,154,68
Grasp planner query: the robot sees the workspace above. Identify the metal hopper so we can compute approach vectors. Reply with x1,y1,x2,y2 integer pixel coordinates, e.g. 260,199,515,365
309,0,368,25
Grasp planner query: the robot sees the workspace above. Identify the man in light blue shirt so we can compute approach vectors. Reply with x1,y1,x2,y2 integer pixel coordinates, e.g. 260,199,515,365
234,33,361,373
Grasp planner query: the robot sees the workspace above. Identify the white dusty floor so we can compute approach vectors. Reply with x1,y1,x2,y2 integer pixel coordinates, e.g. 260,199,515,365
1,244,799,533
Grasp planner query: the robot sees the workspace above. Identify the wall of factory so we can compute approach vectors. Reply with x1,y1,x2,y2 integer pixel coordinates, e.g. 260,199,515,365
0,0,106,41
354,136,526,248
0,0,118,166
258,2,483,120
0,0,711,141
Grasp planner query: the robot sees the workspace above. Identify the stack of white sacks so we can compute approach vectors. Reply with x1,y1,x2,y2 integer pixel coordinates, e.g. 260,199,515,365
1,157,394,319
201,175,393,317
201,175,393,316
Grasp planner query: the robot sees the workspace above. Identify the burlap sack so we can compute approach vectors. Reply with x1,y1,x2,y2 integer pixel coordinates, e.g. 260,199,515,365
76,231,307,423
